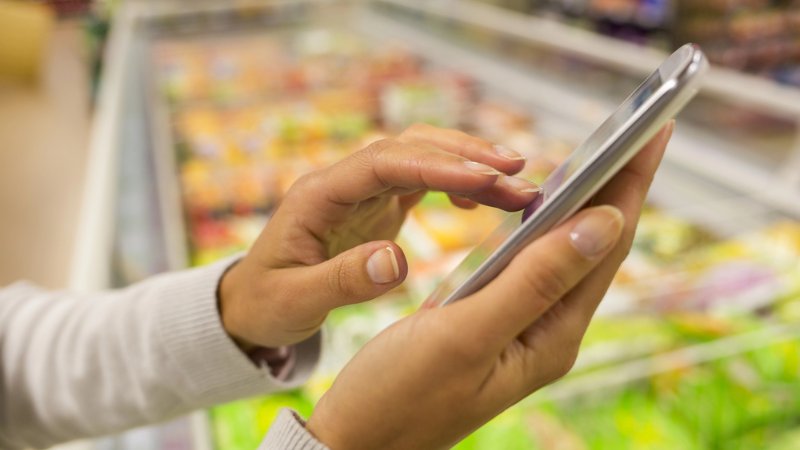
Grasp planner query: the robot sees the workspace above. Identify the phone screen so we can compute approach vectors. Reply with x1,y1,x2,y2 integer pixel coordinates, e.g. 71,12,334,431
423,70,667,308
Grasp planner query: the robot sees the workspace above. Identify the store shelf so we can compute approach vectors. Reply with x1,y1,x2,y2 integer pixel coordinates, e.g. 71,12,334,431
376,0,800,197
358,4,800,218
377,0,800,120
538,323,800,404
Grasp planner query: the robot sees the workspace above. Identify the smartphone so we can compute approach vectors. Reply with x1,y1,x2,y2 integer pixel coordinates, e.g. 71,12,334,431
423,43,709,308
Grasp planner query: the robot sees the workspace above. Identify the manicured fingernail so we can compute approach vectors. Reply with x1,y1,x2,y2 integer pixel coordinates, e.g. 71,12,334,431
494,144,526,161
500,176,542,193
366,246,400,284
463,160,502,176
569,206,624,258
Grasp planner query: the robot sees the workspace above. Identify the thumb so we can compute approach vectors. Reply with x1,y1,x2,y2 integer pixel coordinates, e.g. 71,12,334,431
295,241,408,310
456,205,625,346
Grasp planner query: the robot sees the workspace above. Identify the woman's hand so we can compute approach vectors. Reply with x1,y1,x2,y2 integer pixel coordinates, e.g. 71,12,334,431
219,124,541,348
305,123,673,450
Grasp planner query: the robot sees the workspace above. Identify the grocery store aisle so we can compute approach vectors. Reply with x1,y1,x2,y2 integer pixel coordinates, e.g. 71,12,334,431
0,24,90,288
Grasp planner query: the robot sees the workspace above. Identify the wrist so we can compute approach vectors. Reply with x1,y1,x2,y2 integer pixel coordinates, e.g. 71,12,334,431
218,259,259,351
262,409,331,450
219,260,298,377
305,412,340,450
218,253,328,350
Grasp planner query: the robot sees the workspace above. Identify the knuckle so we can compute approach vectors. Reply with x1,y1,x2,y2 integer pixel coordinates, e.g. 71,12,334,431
287,171,320,196
548,316,582,379
552,351,578,380
627,166,652,191
328,258,358,300
462,133,492,150
363,137,394,156
525,262,571,305
265,275,299,321
366,139,427,188
538,344,579,384
357,139,396,172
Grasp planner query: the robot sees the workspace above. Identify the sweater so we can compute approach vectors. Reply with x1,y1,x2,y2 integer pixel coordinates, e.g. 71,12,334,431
0,258,328,449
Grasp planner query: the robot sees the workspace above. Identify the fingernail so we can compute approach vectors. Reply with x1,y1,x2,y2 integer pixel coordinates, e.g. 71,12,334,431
569,206,624,258
494,144,526,161
501,176,542,193
463,160,502,176
366,246,400,284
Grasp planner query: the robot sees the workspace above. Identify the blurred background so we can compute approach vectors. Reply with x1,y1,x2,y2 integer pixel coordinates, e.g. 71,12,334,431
2,0,800,449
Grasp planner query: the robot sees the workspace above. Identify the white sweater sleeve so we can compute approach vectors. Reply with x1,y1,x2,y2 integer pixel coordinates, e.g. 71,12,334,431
259,409,329,450
0,258,320,449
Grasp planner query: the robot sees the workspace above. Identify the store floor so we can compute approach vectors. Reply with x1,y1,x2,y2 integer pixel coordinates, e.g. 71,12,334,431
0,23,90,288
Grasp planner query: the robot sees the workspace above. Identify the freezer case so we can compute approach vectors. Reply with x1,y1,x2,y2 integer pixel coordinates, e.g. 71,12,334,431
75,1,800,448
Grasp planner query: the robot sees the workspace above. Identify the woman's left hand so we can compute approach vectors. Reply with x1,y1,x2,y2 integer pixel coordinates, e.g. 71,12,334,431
219,124,540,348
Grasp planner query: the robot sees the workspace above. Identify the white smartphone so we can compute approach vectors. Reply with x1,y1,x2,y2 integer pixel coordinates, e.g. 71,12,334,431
423,43,709,308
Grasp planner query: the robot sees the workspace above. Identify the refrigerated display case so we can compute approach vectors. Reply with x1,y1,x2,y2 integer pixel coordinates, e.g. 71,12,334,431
478,0,800,88
69,1,800,448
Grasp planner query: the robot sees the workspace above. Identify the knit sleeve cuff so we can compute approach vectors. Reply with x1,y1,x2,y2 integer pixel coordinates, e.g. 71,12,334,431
259,409,330,450
152,256,321,407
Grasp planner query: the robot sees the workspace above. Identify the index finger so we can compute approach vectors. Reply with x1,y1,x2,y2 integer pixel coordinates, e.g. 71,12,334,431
398,123,527,175
285,138,539,219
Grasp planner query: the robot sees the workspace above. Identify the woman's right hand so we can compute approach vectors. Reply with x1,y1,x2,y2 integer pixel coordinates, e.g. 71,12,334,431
305,123,673,450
